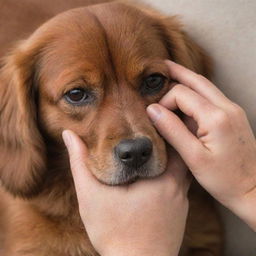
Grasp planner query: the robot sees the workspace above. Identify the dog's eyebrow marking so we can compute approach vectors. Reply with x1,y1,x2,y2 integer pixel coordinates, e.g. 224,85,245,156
85,9,118,85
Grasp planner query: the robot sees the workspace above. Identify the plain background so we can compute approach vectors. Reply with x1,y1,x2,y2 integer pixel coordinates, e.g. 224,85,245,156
143,0,256,255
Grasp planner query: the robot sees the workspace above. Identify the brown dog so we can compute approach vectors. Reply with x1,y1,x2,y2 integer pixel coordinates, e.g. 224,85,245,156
0,1,223,255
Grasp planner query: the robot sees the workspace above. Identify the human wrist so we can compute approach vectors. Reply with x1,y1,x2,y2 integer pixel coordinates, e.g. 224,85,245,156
237,187,256,231
101,242,178,256
228,181,256,231
103,249,175,256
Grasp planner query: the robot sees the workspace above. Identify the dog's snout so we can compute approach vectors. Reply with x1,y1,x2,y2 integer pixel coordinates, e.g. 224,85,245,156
115,137,153,168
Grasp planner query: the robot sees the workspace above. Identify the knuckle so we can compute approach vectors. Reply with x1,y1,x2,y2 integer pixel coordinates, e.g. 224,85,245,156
211,109,230,128
171,84,183,94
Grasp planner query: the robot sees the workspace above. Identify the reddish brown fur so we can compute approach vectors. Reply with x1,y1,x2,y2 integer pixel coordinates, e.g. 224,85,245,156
0,1,222,255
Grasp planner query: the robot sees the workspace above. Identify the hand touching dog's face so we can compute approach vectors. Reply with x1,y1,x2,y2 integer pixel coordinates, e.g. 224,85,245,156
0,2,211,195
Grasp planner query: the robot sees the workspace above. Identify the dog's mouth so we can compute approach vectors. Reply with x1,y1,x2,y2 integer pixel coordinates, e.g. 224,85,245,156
112,176,139,185
99,173,150,186
96,162,165,186
113,168,148,185
87,137,167,186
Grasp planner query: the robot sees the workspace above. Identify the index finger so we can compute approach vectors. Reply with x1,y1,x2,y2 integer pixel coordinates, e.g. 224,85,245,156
164,60,232,109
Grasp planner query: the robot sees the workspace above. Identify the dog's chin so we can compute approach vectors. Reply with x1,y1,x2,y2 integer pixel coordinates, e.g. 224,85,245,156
96,165,166,186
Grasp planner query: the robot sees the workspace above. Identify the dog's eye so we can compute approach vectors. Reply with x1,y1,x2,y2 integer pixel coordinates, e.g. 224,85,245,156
64,88,91,105
141,74,166,95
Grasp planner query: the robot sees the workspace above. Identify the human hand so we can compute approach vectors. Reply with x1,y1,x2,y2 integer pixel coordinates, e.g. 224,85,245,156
147,60,256,231
62,130,190,256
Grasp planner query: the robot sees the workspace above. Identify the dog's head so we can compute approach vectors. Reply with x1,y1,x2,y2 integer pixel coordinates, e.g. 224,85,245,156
0,2,211,197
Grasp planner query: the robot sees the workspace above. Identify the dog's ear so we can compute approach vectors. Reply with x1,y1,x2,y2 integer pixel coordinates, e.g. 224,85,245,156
135,3,212,78
0,40,47,198
157,15,212,78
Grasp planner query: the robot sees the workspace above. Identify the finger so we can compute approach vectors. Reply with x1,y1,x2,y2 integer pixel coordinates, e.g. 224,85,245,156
159,84,218,127
165,60,232,109
147,104,206,167
62,130,100,198
166,148,192,194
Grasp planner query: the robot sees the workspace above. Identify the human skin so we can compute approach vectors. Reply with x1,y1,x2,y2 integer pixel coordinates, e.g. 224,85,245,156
62,130,190,256
147,60,256,231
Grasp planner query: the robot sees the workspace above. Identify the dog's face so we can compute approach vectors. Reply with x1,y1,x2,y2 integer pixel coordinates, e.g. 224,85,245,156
38,4,171,185
0,2,211,196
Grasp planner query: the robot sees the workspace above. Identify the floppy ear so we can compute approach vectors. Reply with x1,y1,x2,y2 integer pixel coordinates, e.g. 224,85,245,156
0,41,46,198
134,2,212,77
156,15,212,78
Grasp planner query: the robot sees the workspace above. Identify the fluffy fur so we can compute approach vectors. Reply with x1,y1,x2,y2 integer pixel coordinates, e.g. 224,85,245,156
0,1,222,255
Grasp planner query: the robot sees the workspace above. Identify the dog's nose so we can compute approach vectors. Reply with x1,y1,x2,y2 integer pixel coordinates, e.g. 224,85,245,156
115,137,153,168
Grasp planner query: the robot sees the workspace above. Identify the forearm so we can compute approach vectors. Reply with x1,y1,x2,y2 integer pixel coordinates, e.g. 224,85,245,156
101,237,182,256
101,224,185,256
103,247,179,256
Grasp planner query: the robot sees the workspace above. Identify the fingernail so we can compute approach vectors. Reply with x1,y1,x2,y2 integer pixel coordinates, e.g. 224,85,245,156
147,104,162,122
62,130,72,148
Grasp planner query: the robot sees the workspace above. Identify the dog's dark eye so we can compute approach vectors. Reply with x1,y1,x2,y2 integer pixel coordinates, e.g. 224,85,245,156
64,88,91,105
141,74,166,95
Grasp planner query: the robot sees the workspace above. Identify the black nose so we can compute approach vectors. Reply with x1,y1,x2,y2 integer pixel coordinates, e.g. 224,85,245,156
115,137,153,168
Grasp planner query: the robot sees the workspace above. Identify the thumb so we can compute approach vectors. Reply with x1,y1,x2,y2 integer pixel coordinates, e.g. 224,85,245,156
147,104,203,168
62,130,99,199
